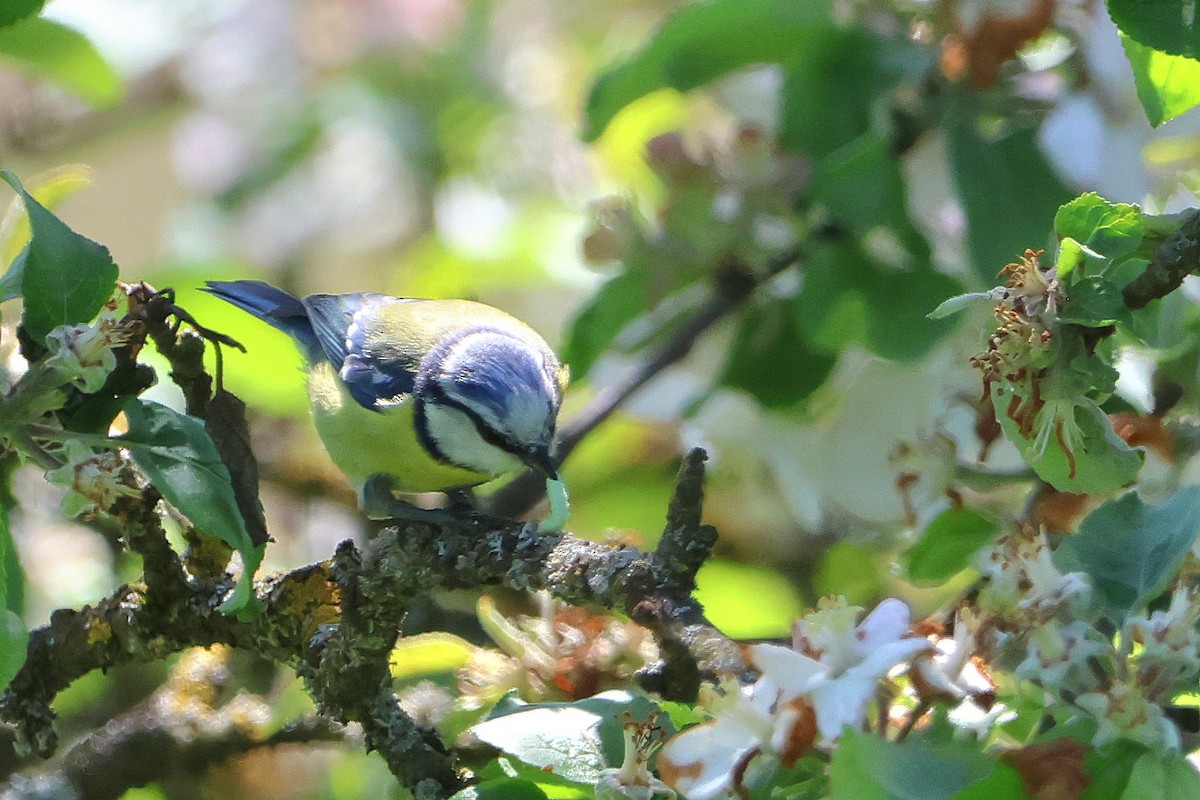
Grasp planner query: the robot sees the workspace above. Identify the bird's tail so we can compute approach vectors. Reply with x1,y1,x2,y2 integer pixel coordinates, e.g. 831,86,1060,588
202,280,320,357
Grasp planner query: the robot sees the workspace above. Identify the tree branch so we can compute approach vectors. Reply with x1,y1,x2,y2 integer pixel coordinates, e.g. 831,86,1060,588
487,246,804,519
0,449,739,798
1123,210,1200,309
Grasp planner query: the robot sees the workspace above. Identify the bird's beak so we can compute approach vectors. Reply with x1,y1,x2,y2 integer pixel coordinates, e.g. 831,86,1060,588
523,444,559,479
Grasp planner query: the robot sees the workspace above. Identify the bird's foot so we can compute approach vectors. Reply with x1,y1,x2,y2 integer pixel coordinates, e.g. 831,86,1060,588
360,475,458,524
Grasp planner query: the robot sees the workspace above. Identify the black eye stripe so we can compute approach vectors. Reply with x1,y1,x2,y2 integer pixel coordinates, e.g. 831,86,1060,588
419,382,526,461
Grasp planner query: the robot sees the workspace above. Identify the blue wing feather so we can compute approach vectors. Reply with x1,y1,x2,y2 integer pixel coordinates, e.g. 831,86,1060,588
206,282,420,414
303,293,418,411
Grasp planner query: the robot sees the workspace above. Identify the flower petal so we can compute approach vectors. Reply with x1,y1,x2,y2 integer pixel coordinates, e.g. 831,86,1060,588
748,644,827,700
659,719,759,800
854,598,911,656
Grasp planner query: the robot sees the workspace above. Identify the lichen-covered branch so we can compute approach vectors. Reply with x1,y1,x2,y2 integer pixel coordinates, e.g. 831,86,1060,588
1,447,738,798
1123,210,1200,309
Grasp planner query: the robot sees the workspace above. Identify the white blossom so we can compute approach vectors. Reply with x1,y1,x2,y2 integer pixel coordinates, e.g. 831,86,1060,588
1076,680,1181,752
659,598,929,800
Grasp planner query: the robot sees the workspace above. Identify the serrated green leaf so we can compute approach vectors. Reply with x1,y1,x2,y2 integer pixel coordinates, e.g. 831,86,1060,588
0,170,118,342
721,298,836,408
0,164,93,273
120,400,263,615
582,0,832,141
0,0,43,29
1108,0,1200,60
1054,487,1200,616
1121,34,1200,126
0,18,122,107
945,104,1074,282
1054,193,1144,262
992,393,1142,495
907,508,1000,584
830,728,994,800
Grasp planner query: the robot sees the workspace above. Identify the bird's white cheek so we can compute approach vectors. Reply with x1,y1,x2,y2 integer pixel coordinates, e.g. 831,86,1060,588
424,404,523,475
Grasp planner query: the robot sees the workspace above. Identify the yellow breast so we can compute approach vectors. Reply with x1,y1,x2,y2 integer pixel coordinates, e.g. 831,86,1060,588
306,361,488,493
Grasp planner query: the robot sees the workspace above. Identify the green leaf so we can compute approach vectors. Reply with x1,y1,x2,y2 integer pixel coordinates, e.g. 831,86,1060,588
120,400,264,614
0,0,43,29
561,267,649,381
0,504,26,690
1053,193,1145,261
0,170,118,342
907,508,1000,583
927,292,995,320
945,105,1074,283
1108,0,1200,60
0,497,22,616
1122,34,1200,126
389,632,476,680
1058,276,1130,327
582,0,832,141
1054,487,1200,616
720,298,837,408
1,164,93,273
472,691,668,785
780,31,927,158
830,728,994,800
1118,752,1200,800
948,762,1027,800
0,18,122,107
992,393,1143,495
864,270,963,361
450,779,550,800
696,558,806,638
810,135,916,241
1079,742,1146,800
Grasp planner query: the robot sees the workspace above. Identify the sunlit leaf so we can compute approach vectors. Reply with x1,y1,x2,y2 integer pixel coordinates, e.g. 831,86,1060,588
0,164,92,274
390,632,476,680
473,691,667,785
1053,193,1144,261
1054,487,1200,616
907,508,999,584
0,18,122,107
0,170,118,341
696,558,805,638
121,400,264,615
583,0,832,141
1121,34,1200,126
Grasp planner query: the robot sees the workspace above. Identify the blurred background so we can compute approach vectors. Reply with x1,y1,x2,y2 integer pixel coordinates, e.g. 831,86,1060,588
3,0,1200,795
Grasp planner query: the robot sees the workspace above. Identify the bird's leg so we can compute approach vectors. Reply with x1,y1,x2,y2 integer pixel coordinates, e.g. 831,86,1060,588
359,474,456,524
444,488,477,514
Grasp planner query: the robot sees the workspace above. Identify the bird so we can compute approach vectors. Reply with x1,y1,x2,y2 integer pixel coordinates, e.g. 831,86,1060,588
202,280,570,530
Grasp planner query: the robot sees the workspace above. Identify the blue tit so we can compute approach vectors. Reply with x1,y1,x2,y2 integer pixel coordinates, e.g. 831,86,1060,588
202,280,570,530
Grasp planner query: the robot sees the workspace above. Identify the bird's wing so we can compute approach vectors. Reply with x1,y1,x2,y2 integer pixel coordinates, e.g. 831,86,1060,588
303,293,421,412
